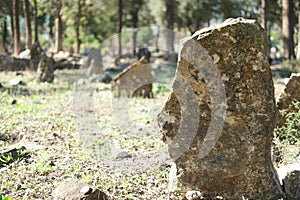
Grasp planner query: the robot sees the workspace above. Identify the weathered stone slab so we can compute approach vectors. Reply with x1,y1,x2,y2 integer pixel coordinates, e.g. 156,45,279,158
111,57,153,98
157,18,283,199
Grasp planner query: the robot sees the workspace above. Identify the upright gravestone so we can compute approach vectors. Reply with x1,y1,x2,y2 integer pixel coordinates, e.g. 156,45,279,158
111,57,153,98
157,18,283,199
84,48,104,75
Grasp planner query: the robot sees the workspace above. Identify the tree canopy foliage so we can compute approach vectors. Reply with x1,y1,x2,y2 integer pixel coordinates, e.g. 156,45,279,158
0,0,299,60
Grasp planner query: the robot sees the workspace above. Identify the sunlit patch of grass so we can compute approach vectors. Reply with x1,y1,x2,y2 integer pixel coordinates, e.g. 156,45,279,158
0,69,175,199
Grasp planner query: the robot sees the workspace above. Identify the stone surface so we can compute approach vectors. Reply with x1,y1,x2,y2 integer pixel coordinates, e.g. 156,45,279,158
185,190,202,200
157,18,283,199
53,51,71,61
89,73,112,84
283,170,300,200
111,147,133,159
87,58,104,75
52,178,110,200
19,49,31,59
111,57,153,98
83,48,104,75
36,54,55,83
9,77,26,86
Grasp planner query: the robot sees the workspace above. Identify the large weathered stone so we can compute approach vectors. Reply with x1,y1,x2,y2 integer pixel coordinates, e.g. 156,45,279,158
111,57,153,98
52,178,110,200
157,18,283,199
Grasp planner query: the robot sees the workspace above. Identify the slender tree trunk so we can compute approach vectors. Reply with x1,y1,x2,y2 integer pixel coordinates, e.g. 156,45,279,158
118,0,123,57
23,0,32,49
131,8,138,56
155,27,160,52
297,4,300,60
49,15,54,40
13,0,21,56
261,0,269,59
282,0,295,59
165,0,175,61
75,0,82,54
2,17,7,49
33,0,39,43
132,29,137,57
10,13,14,40
55,0,63,52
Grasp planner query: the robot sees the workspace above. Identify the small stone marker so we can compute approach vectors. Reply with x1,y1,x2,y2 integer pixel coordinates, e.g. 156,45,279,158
36,54,55,83
84,48,104,75
52,178,110,200
277,73,300,111
111,57,153,98
157,18,283,199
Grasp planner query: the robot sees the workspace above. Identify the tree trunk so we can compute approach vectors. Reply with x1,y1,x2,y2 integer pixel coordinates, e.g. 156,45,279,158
165,0,175,61
297,4,300,60
49,15,54,40
55,0,63,53
10,12,14,40
132,29,137,57
261,0,269,59
155,27,160,52
117,0,123,57
13,0,21,56
282,0,295,59
131,7,138,56
33,0,39,43
75,0,82,54
23,0,32,49
2,17,8,50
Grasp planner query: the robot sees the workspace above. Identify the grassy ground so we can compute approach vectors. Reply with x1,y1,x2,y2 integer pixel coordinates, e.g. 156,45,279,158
0,69,179,199
0,69,299,200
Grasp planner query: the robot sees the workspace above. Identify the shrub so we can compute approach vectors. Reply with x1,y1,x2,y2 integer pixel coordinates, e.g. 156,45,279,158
0,194,12,200
275,100,300,145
